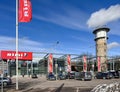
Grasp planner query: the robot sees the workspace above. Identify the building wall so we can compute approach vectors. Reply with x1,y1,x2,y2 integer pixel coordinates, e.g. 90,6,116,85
0,61,8,76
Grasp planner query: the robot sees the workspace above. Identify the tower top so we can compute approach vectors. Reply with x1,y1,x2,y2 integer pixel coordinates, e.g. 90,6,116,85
93,27,110,34
93,27,110,41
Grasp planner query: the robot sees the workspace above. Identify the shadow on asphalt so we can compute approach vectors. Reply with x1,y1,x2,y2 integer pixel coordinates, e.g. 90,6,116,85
53,83,64,92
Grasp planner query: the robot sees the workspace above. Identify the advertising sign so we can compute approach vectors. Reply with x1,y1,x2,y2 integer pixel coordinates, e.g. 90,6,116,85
97,56,101,72
48,53,53,73
19,0,32,22
0,50,32,61
83,55,87,72
67,55,71,72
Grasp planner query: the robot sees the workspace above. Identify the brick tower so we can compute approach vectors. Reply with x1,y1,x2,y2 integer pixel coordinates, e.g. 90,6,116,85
93,27,110,72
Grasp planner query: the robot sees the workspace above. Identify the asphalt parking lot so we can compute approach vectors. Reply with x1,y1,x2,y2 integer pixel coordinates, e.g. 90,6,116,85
2,75,120,92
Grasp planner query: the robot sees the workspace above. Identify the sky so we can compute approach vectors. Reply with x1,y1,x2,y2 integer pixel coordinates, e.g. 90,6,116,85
0,0,120,56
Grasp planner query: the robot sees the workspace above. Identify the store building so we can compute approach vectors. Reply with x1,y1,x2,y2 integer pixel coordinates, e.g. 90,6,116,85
0,50,32,77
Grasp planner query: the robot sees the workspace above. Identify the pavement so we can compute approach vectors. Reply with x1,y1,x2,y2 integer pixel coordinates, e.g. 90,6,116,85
2,75,120,92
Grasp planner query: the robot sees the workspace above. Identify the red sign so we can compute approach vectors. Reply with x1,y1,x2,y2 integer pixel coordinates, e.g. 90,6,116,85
19,0,32,22
0,50,32,61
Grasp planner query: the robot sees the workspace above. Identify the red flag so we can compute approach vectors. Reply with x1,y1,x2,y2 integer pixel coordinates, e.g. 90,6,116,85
83,56,87,72
97,56,101,72
19,0,32,22
48,54,53,73
67,55,71,72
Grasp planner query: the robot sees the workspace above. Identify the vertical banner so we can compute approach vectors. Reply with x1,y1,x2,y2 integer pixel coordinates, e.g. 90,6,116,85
48,54,53,73
67,55,71,72
83,56,87,72
97,56,101,72
19,0,32,22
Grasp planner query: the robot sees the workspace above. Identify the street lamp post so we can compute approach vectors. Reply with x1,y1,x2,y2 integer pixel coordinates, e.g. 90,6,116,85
1,60,4,92
55,59,58,81
113,59,115,70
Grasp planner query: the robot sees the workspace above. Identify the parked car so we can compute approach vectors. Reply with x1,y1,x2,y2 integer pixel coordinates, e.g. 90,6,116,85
66,71,75,79
95,72,112,79
75,71,92,81
109,70,120,78
57,73,66,80
32,74,38,78
0,77,12,87
47,73,56,80
116,70,120,78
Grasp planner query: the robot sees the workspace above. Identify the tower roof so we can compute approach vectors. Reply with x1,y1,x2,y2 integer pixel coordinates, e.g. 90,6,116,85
93,27,110,34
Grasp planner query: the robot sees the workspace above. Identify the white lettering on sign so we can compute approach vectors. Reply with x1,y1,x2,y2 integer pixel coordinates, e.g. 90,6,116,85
7,53,11,56
24,0,28,6
7,53,27,57
24,53,27,56
24,11,28,17
23,0,29,17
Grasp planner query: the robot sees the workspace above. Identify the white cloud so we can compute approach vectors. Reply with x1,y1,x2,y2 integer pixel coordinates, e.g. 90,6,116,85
87,4,120,28
0,36,43,52
0,36,64,53
107,42,120,49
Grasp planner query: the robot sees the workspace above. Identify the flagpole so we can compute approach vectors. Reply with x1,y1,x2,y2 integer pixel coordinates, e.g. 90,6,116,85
16,0,19,90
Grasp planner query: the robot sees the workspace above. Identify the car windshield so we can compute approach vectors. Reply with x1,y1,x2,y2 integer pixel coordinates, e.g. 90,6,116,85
86,72,91,75
103,73,108,75
49,74,54,77
59,74,62,76
0,77,7,80
70,73,75,75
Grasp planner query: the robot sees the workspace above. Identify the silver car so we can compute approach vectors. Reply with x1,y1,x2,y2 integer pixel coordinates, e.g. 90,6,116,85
75,71,92,81
0,77,12,87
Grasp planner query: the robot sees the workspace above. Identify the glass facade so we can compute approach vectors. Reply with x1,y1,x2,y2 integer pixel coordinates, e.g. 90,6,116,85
0,54,120,77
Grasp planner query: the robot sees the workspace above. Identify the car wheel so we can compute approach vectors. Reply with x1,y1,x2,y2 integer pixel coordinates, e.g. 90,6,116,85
3,82,7,87
82,78,84,81
94,76,97,79
103,77,106,79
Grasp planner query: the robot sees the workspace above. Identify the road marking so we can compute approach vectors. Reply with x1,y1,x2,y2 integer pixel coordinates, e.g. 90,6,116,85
76,87,79,92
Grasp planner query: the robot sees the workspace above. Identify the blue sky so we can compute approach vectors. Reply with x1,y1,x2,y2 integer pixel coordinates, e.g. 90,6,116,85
0,0,120,56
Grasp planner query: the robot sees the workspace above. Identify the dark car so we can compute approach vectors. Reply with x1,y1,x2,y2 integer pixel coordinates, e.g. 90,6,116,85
95,72,112,79
66,71,75,79
0,77,12,87
47,73,56,80
109,70,120,78
32,74,38,78
116,70,120,78
75,71,92,81
57,73,66,80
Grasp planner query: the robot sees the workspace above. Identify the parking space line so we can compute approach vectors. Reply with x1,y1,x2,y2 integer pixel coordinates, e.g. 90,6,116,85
76,87,79,92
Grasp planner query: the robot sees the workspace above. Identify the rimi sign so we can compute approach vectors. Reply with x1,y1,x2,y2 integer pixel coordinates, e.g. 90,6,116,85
0,50,32,61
